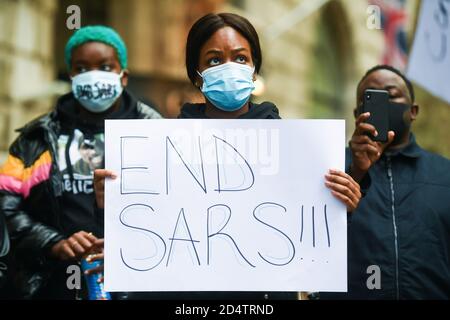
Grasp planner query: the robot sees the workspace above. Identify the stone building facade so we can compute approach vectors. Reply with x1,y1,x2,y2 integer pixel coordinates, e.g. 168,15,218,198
1,0,449,163
0,0,66,161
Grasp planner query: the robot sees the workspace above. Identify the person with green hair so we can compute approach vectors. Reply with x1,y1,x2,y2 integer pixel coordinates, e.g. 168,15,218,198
0,25,161,299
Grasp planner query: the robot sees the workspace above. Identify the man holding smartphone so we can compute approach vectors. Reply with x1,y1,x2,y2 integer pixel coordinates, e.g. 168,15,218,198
322,65,450,299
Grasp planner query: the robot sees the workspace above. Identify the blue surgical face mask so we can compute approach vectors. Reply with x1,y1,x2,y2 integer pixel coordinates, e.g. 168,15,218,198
72,70,124,113
197,62,255,112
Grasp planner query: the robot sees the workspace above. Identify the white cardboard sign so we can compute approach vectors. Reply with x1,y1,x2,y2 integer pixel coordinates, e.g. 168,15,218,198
407,1,450,104
104,119,347,292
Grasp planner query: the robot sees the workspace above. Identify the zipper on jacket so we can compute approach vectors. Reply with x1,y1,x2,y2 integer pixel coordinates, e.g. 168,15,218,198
386,156,400,300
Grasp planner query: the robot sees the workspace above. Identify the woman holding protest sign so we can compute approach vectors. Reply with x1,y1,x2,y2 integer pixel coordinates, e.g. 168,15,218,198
93,12,363,300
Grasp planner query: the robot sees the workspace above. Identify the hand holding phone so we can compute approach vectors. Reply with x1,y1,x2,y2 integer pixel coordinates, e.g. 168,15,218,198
350,89,396,181
362,89,389,142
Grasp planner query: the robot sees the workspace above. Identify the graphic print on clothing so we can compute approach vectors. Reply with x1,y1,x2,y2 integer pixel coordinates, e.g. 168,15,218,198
58,129,104,195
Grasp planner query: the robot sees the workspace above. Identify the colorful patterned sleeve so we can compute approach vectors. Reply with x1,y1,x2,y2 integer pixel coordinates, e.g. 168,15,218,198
0,151,52,198
0,149,63,273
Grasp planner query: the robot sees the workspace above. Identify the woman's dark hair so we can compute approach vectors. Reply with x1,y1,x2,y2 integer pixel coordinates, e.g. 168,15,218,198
185,13,262,86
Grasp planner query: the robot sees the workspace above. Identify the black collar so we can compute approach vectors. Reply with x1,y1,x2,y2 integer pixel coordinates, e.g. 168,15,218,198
384,133,422,159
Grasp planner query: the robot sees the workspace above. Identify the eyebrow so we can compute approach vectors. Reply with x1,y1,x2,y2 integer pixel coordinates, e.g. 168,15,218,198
363,85,399,92
231,47,248,53
205,49,222,55
73,58,114,65
72,58,88,64
205,47,249,55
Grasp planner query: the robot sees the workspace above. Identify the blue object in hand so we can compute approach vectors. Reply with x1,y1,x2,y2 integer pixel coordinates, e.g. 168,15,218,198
81,258,111,300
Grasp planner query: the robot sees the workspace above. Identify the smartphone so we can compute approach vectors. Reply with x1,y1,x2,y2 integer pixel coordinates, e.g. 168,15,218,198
361,89,389,142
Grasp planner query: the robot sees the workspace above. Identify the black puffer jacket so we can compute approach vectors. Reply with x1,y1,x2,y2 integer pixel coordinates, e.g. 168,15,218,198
0,90,161,298
0,212,9,291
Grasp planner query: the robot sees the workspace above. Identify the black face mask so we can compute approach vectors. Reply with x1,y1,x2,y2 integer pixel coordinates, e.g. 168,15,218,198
388,101,411,145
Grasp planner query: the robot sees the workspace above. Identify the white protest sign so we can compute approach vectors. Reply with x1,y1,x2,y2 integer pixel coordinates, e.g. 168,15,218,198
407,0,450,104
104,119,347,292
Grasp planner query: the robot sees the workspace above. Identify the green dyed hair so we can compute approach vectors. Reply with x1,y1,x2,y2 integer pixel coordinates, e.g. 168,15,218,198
64,25,128,69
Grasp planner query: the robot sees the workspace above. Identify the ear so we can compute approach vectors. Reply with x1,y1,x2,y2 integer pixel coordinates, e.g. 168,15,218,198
353,102,363,119
121,69,129,87
69,69,77,79
410,103,419,121
194,73,203,89
253,71,257,82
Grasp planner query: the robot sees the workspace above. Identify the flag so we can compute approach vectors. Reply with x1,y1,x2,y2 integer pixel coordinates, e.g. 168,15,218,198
370,0,408,70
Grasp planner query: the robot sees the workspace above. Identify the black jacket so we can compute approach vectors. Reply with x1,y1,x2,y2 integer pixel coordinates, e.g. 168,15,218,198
178,101,281,119
0,90,162,298
322,134,450,299
0,212,9,291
